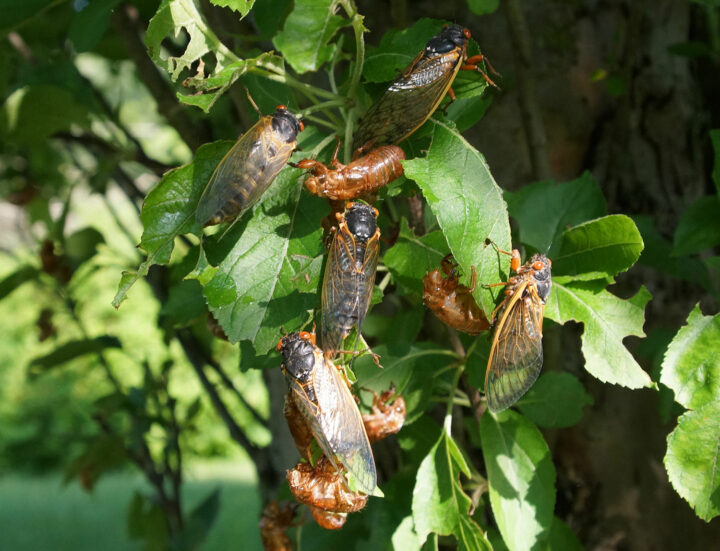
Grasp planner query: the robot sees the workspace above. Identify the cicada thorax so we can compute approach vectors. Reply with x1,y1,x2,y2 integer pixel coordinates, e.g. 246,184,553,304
351,24,470,151
423,254,490,335
195,105,303,227
277,332,378,497
485,252,552,413
300,145,405,200
320,203,381,358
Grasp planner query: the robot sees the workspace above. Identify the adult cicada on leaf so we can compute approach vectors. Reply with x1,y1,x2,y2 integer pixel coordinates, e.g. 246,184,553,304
485,250,552,413
195,105,303,227
423,254,490,335
292,138,405,200
277,331,378,497
321,202,381,358
352,24,496,151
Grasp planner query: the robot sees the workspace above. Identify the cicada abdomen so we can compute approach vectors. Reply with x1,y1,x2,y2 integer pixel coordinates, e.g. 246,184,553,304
321,202,380,358
423,254,490,335
196,105,303,227
294,140,405,200
485,251,552,413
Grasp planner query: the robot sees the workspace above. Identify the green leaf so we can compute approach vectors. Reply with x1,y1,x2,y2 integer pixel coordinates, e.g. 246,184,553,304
660,305,720,410
412,430,491,550
517,372,594,428
633,215,712,291
384,218,449,298
403,120,511,315
202,167,326,353
672,196,720,256
28,336,122,372
363,18,446,83
2,85,90,145
553,215,644,281
0,265,40,300
127,491,169,547
505,172,606,257
353,342,459,424
480,410,556,551
467,0,500,15
544,280,653,389
253,0,293,39
208,0,255,16
664,400,720,521
145,0,236,81
272,0,347,74
179,53,284,113
112,140,232,308
69,0,123,53
711,129,720,195
160,279,207,328
0,0,54,31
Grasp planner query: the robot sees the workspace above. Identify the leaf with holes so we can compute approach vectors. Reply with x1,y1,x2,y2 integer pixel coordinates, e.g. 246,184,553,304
660,305,720,410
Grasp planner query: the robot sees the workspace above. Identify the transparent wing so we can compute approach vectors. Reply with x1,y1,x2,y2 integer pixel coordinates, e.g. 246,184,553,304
310,358,377,495
485,281,545,413
195,117,294,225
352,50,463,150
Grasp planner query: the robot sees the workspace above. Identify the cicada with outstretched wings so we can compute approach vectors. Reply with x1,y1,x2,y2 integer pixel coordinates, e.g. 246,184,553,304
195,105,303,226
352,24,496,151
278,331,378,497
485,250,552,413
321,202,380,358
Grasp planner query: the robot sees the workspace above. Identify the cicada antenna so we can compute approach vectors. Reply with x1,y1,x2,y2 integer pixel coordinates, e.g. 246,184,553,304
243,85,262,117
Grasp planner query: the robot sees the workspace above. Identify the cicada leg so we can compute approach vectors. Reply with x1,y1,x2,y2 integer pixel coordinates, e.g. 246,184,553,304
463,54,501,89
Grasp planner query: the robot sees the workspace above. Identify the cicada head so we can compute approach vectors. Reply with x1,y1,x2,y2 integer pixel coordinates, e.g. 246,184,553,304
425,24,469,55
278,332,316,383
344,203,378,242
272,105,304,143
528,254,552,303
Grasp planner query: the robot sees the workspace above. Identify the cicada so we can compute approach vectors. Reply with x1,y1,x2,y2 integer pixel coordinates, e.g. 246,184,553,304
259,501,298,551
423,254,490,335
361,388,406,443
195,105,303,227
352,24,496,151
277,331,377,496
485,250,552,413
321,202,380,358
287,456,368,530
292,138,405,200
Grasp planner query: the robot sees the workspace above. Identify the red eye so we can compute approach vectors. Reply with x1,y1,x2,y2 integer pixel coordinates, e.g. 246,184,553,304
299,120,305,131
464,28,471,39
276,339,284,352
276,104,287,111
533,261,545,271
299,331,312,340
372,207,379,218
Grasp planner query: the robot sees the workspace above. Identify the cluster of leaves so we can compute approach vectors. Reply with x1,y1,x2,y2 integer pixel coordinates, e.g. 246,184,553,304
2,0,719,549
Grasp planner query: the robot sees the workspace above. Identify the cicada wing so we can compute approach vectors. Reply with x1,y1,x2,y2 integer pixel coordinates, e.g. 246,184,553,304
352,52,463,150
354,231,380,342
485,282,545,413
311,358,377,496
195,117,294,226
320,232,346,355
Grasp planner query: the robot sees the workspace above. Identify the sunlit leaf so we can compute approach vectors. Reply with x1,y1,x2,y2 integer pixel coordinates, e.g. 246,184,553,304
412,430,492,550
208,0,255,16
480,410,555,551
660,304,720,410
552,215,644,281
545,280,652,389
664,400,720,522
273,0,347,74
403,120,511,314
